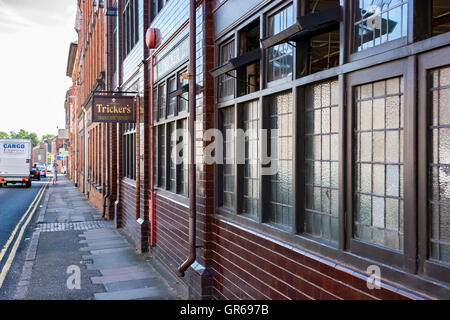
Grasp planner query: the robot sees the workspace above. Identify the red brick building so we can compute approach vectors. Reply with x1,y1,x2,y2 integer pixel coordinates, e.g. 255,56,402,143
65,0,450,300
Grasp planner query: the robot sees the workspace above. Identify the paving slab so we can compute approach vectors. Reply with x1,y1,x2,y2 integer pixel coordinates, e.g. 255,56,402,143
80,242,129,252
94,287,177,300
91,271,156,284
104,278,162,292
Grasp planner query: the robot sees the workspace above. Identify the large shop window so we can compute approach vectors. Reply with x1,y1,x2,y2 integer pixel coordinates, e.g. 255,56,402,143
123,0,139,58
267,5,295,82
123,123,136,180
304,80,340,243
353,0,408,53
153,67,189,197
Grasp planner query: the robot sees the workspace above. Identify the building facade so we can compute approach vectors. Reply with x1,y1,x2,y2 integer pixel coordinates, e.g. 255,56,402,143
65,0,450,299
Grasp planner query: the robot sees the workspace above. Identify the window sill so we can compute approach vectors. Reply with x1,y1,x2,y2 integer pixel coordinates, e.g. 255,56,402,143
154,187,189,207
122,177,136,188
349,37,407,63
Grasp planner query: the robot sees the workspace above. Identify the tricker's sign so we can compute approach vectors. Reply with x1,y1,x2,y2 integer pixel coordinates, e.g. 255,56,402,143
92,95,135,123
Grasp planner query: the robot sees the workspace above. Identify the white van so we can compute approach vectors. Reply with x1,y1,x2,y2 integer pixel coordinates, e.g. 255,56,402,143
0,139,32,188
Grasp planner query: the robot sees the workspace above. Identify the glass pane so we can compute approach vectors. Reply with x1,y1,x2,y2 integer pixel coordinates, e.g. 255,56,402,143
268,5,294,82
428,66,450,264
222,107,235,209
354,76,404,251
242,100,259,217
268,92,293,227
304,80,339,243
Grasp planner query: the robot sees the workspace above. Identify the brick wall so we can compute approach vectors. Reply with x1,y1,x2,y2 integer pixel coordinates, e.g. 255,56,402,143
210,217,418,300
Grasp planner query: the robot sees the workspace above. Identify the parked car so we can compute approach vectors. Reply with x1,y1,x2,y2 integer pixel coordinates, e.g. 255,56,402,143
30,166,41,181
34,163,46,178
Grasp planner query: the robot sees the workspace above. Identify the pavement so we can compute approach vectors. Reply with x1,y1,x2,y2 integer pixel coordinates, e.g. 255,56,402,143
13,175,180,300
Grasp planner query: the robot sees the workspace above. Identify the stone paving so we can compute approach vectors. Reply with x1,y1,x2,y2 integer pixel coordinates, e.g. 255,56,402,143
15,176,180,300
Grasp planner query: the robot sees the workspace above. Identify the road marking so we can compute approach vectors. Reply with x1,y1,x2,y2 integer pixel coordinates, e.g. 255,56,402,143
0,182,48,288
0,182,46,265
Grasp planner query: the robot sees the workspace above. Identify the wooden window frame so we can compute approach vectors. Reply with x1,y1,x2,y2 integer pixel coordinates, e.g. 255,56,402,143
265,1,296,86
346,58,416,271
216,38,237,103
418,46,450,284
123,123,137,181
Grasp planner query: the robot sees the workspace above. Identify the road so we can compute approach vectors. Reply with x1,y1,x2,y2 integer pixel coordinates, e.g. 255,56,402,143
0,177,48,299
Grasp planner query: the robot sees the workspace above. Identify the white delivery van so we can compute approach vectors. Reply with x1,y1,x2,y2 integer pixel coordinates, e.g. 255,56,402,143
0,139,32,188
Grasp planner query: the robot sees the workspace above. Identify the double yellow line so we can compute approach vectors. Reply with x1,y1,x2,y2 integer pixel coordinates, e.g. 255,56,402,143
0,181,48,288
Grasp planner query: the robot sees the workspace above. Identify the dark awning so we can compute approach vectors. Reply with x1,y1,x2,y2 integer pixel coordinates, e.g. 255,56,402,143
261,6,341,49
209,48,261,78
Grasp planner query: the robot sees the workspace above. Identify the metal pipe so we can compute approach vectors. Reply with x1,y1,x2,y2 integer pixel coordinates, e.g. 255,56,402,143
178,0,197,277
103,4,113,219
150,53,156,246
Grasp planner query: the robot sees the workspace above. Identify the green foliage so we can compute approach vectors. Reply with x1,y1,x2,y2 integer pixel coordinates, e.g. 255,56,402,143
0,131,9,139
41,134,56,142
9,129,40,147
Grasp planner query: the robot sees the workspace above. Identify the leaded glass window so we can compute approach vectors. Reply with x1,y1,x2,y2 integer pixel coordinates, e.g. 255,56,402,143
158,83,166,121
305,80,339,242
354,77,404,251
429,66,450,264
168,122,176,192
168,77,176,116
158,125,165,187
268,4,295,82
268,92,293,227
353,0,408,53
222,107,235,209
177,119,189,196
242,100,259,217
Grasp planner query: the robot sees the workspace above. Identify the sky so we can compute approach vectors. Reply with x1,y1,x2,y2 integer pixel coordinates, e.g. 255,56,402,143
0,0,77,138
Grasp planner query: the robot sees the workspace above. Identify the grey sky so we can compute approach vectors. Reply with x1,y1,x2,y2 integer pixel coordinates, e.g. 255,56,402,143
0,0,77,138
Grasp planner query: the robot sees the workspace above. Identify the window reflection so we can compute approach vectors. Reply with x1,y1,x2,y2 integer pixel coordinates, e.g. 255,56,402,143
268,5,295,82
353,0,408,52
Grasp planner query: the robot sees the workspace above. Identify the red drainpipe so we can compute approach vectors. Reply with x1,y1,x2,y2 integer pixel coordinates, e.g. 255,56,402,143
178,0,197,277
150,52,156,246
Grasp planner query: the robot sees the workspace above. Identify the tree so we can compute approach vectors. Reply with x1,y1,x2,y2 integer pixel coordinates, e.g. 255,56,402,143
9,130,40,147
41,134,56,142
0,131,9,139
